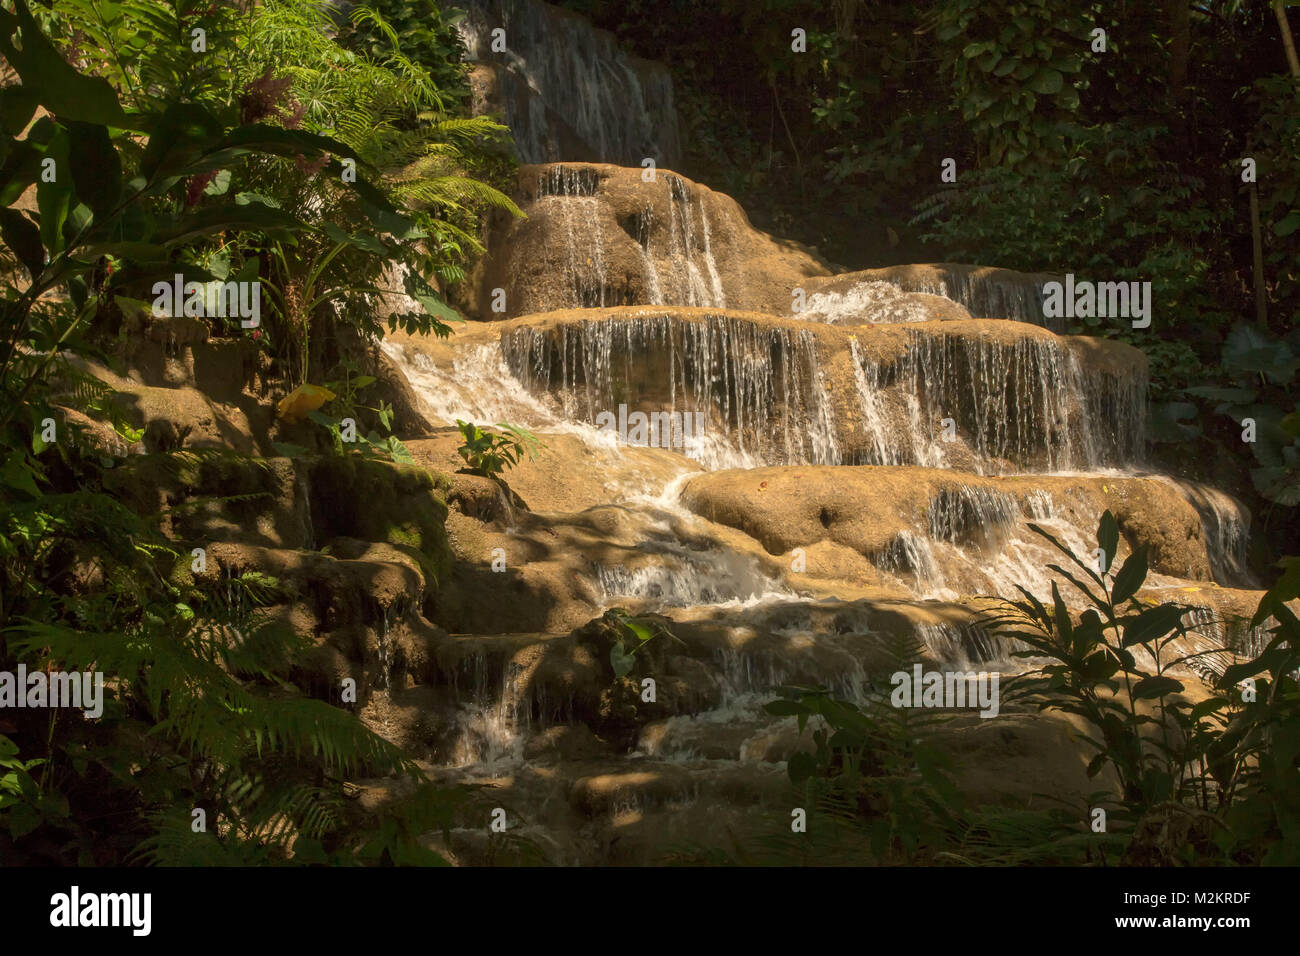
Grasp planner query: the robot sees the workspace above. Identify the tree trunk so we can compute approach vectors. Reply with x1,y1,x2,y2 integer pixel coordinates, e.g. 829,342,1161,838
1276,0,1300,78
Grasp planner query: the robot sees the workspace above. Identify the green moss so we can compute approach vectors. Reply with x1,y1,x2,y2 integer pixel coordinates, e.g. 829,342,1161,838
308,456,452,588
168,552,196,590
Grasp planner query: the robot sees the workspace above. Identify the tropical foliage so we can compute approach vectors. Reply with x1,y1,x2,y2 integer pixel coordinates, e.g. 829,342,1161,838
739,514,1300,866
0,0,514,864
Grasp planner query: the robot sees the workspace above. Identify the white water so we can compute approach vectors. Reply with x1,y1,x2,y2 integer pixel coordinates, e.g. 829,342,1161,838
376,182,1260,812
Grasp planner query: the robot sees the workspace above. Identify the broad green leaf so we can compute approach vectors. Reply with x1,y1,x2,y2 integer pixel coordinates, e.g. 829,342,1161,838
1096,511,1119,572
610,642,635,679
203,169,232,197
0,0,139,130
1121,603,1186,647
384,437,413,464
0,85,38,135
1030,69,1064,95
1110,546,1148,605
153,201,303,246
35,124,71,256
67,121,122,222
1131,675,1184,700
0,208,43,279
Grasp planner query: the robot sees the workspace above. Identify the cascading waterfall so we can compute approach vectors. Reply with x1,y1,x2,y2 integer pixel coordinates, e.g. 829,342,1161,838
662,174,724,308
875,530,944,593
457,0,681,168
877,264,1058,329
538,168,612,308
849,328,1146,472
914,623,1009,671
500,312,841,466
593,551,794,609
371,92,1261,860
634,206,665,304
1166,479,1254,587
927,485,1020,544
800,281,931,325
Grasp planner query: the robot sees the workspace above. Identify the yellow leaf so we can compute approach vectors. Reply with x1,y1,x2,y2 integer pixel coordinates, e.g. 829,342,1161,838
277,383,336,422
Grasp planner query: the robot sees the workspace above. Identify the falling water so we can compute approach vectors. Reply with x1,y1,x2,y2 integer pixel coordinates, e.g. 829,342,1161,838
871,264,1058,329
457,0,682,167
799,281,931,325
500,311,841,466
849,328,1146,473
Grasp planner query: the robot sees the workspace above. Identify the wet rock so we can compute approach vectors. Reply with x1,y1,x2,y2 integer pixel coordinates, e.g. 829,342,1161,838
461,163,831,319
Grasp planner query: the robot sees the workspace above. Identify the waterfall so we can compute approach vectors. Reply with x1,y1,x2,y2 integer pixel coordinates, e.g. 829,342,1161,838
653,174,726,308
865,264,1059,328
592,551,795,609
801,281,931,325
1167,479,1254,587
848,327,1146,473
875,530,944,594
927,485,1020,545
458,0,682,168
500,311,841,467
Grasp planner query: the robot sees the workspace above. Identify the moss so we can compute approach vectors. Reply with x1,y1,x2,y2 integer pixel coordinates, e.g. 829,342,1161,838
168,552,196,590
308,455,452,587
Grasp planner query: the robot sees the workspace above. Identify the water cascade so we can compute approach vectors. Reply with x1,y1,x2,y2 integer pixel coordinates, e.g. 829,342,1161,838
500,312,841,467
457,0,681,168
848,326,1146,472
370,151,1264,869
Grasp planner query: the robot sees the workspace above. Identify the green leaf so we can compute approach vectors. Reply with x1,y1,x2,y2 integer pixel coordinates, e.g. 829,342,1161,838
35,124,71,256
1147,401,1201,442
138,103,227,181
1121,603,1186,647
0,450,41,496
306,410,336,429
1224,324,1298,384
764,700,806,717
67,121,122,222
787,750,817,785
622,619,653,644
0,208,43,279
6,800,41,838
403,270,461,323
1096,511,1119,572
1131,676,1184,700
153,201,303,246
1190,698,1228,720
203,169,232,197
1110,546,1148,605
320,222,387,256
1030,69,1064,95
1051,582,1074,644
1252,556,1300,627
610,642,635,679
384,437,413,464
216,124,360,162
0,85,38,136
0,0,139,131
0,140,42,206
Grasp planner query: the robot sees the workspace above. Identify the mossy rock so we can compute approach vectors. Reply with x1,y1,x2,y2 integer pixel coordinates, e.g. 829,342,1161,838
308,455,452,586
